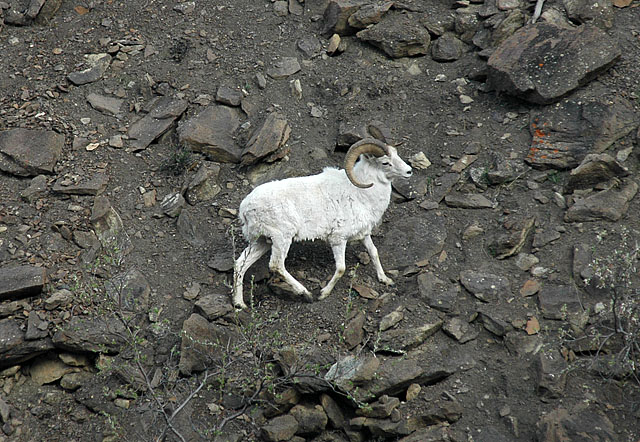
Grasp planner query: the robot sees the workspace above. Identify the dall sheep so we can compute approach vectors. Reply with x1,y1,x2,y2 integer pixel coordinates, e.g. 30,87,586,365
232,138,412,309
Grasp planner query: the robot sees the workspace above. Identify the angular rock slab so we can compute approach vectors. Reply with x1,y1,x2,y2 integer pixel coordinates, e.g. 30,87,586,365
321,0,368,36
379,216,447,269
565,153,629,193
91,195,131,253
242,112,291,165
488,23,621,104
0,265,46,299
128,97,188,150
565,180,638,222
527,97,638,169
86,93,123,116
52,172,108,196
178,313,237,376
0,319,54,368
357,12,431,58
536,406,615,442
52,315,127,353
0,128,64,176
178,105,241,162
460,270,511,303
67,53,111,85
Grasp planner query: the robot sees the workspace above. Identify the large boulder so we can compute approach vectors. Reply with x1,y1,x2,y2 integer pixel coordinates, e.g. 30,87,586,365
488,23,620,104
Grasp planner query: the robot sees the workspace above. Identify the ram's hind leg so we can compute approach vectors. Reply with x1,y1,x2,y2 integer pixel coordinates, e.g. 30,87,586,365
363,235,394,285
233,238,270,309
269,234,312,301
319,240,347,300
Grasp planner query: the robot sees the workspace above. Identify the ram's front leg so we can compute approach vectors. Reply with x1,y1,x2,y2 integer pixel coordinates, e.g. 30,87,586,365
319,240,347,300
363,235,394,286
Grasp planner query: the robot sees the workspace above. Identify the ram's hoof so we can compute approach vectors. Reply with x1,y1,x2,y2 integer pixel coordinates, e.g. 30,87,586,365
381,276,394,286
233,301,248,310
302,291,314,303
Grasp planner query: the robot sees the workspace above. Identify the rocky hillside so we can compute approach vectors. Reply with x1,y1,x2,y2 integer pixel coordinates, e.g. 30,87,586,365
1,0,640,441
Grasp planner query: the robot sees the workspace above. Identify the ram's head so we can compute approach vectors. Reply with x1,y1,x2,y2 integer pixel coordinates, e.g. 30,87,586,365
344,138,412,188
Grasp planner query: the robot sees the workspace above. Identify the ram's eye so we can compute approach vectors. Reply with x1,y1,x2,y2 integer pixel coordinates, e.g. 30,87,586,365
382,161,390,166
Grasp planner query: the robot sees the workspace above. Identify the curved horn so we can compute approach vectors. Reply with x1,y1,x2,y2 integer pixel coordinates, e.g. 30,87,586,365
344,138,389,189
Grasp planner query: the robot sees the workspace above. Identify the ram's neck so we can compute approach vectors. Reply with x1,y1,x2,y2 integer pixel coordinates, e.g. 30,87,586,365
352,159,388,187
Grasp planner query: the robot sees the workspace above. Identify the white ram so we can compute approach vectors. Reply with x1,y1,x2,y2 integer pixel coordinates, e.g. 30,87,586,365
232,138,412,309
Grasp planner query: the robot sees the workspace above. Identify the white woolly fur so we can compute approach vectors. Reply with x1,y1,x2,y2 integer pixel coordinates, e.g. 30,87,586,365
232,145,412,309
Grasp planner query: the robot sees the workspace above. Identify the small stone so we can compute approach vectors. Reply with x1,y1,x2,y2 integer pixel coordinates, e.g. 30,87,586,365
406,383,421,401
409,152,431,169
327,34,341,55
215,86,243,107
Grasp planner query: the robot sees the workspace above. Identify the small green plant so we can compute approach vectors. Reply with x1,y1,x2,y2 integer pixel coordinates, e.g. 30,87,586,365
163,143,194,175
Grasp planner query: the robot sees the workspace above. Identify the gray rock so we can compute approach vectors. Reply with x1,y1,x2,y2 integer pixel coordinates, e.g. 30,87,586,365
486,157,527,185
90,195,130,252
176,209,205,248
67,53,111,85
504,331,543,356
488,216,535,259
347,1,392,29
375,321,443,353
455,6,482,44
273,1,288,17
290,404,327,434
423,172,460,204
431,33,465,61
417,272,458,313
60,371,92,391
262,414,299,442
160,192,185,217
20,174,48,202
86,93,123,115
527,97,637,169
178,105,242,162
207,249,235,273
178,313,237,375
444,193,493,209
443,317,478,343
538,285,583,320
277,345,334,394
296,36,323,58
356,395,399,418
564,180,638,222
242,112,291,165
532,228,561,249
325,355,380,391
566,153,629,192
320,394,345,429
357,13,431,58
215,86,242,107
514,253,539,271
491,9,525,47
379,309,403,332
563,0,613,29
267,57,301,79
52,172,108,196
477,310,512,336
460,270,510,302
194,293,233,320
488,23,620,104
343,310,365,349
52,316,127,353
534,349,567,399
0,319,54,367
29,355,75,385
0,128,63,176
128,97,188,150
105,268,150,313
25,311,48,340
379,216,447,269
284,0,301,16
328,355,454,402
536,406,615,442
44,289,73,310
0,265,46,299
397,425,455,442
321,0,367,36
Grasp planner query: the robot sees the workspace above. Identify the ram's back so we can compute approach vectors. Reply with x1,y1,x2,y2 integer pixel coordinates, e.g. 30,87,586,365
239,169,378,243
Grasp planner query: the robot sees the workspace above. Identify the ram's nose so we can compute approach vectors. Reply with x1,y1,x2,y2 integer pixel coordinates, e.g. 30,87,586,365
405,169,413,178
